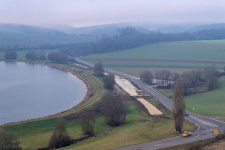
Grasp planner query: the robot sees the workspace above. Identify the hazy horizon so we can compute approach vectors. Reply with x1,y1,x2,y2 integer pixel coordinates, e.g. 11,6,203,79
0,0,225,28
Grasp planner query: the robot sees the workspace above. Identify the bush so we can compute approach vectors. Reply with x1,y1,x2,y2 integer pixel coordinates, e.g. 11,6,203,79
0,129,22,150
48,119,72,149
215,134,225,141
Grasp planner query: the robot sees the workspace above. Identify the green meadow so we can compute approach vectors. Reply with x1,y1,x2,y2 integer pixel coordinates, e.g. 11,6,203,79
81,40,225,71
185,76,225,116
157,76,225,116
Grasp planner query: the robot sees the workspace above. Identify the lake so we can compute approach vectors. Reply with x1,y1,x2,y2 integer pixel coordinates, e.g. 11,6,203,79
0,61,87,124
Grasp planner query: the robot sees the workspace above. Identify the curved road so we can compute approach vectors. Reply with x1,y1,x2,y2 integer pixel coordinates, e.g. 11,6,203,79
76,59,225,150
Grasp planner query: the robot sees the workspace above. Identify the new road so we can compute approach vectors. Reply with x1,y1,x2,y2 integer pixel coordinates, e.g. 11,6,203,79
76,59,225,150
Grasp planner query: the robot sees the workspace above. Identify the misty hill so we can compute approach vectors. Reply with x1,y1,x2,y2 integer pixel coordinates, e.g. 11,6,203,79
188,23,225,32
0,23,61,34
140,23,225,33
0,23,96,48
51,23,151,36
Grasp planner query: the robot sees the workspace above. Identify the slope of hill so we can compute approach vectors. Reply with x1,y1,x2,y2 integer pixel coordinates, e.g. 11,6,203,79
50,23,151,36
0,23,96,48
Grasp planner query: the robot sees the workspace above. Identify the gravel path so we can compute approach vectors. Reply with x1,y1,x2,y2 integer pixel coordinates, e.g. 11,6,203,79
137,98,163,115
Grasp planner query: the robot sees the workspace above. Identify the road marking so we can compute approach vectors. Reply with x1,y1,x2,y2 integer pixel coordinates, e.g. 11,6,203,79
190,116,218,127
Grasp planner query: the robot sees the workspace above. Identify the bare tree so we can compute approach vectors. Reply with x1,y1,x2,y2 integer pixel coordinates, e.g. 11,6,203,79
94,61,104,77
204,65,219,91
48,119,72,149
104,74,115,90
101,91,128,127
140,70,153,85
81,109,95,136
155,70,172,85
172,80,185,133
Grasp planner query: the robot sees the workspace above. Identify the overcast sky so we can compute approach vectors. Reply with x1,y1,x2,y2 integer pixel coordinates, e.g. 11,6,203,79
0,0,225,27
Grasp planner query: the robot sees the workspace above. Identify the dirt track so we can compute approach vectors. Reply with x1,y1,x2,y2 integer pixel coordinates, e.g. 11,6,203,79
137,98,163,115
115,75,138,96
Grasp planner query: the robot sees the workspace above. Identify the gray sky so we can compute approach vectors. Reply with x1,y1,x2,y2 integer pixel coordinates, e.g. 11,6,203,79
0,0,225,27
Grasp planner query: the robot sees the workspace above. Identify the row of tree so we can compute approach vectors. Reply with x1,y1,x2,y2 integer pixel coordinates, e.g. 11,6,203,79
140,66,220,95
60,27,195,57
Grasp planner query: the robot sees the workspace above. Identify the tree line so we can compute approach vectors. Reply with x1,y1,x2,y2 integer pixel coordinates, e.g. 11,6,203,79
60,27,225,57
140,65,220,95
60,27,195,57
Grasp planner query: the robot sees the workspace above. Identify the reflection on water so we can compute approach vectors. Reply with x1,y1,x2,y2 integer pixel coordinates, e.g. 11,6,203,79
0,61,87,124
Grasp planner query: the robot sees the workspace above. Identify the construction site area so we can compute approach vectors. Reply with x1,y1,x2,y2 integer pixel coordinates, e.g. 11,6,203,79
114,75,163,116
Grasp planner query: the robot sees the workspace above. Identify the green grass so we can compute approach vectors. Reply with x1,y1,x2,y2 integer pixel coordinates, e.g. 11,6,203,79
156,76,225,116
58,99,197,150
1,117,108,149
81,40,225,70
185,76,225,116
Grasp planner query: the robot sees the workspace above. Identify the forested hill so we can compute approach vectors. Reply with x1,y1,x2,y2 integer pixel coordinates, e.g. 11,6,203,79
60,26,225,57
0,23,97,50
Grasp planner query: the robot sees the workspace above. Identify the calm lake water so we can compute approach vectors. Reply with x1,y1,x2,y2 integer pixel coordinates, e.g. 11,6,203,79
0,61,87,124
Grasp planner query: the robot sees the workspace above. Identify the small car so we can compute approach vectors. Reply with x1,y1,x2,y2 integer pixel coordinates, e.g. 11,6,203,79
183,131,192,137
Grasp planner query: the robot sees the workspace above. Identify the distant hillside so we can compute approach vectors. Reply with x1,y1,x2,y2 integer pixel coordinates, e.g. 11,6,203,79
0,23,61,34
50,23,151,36
138,23,225,33
0,23,96,48
188,23,225,32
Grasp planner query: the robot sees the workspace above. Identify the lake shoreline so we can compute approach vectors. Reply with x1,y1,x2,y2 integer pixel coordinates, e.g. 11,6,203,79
0,60,92,125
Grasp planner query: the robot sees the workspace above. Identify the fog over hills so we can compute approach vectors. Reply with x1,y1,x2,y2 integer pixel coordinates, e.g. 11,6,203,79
1,22,225,48
1,22,225,36
49,23,225,35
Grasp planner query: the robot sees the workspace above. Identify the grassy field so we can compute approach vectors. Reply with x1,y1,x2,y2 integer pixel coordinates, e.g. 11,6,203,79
83,40,225,61
58,98,197,150
185,76,225,116
81,40,225,76
0,63,108,149
156,76,225,116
